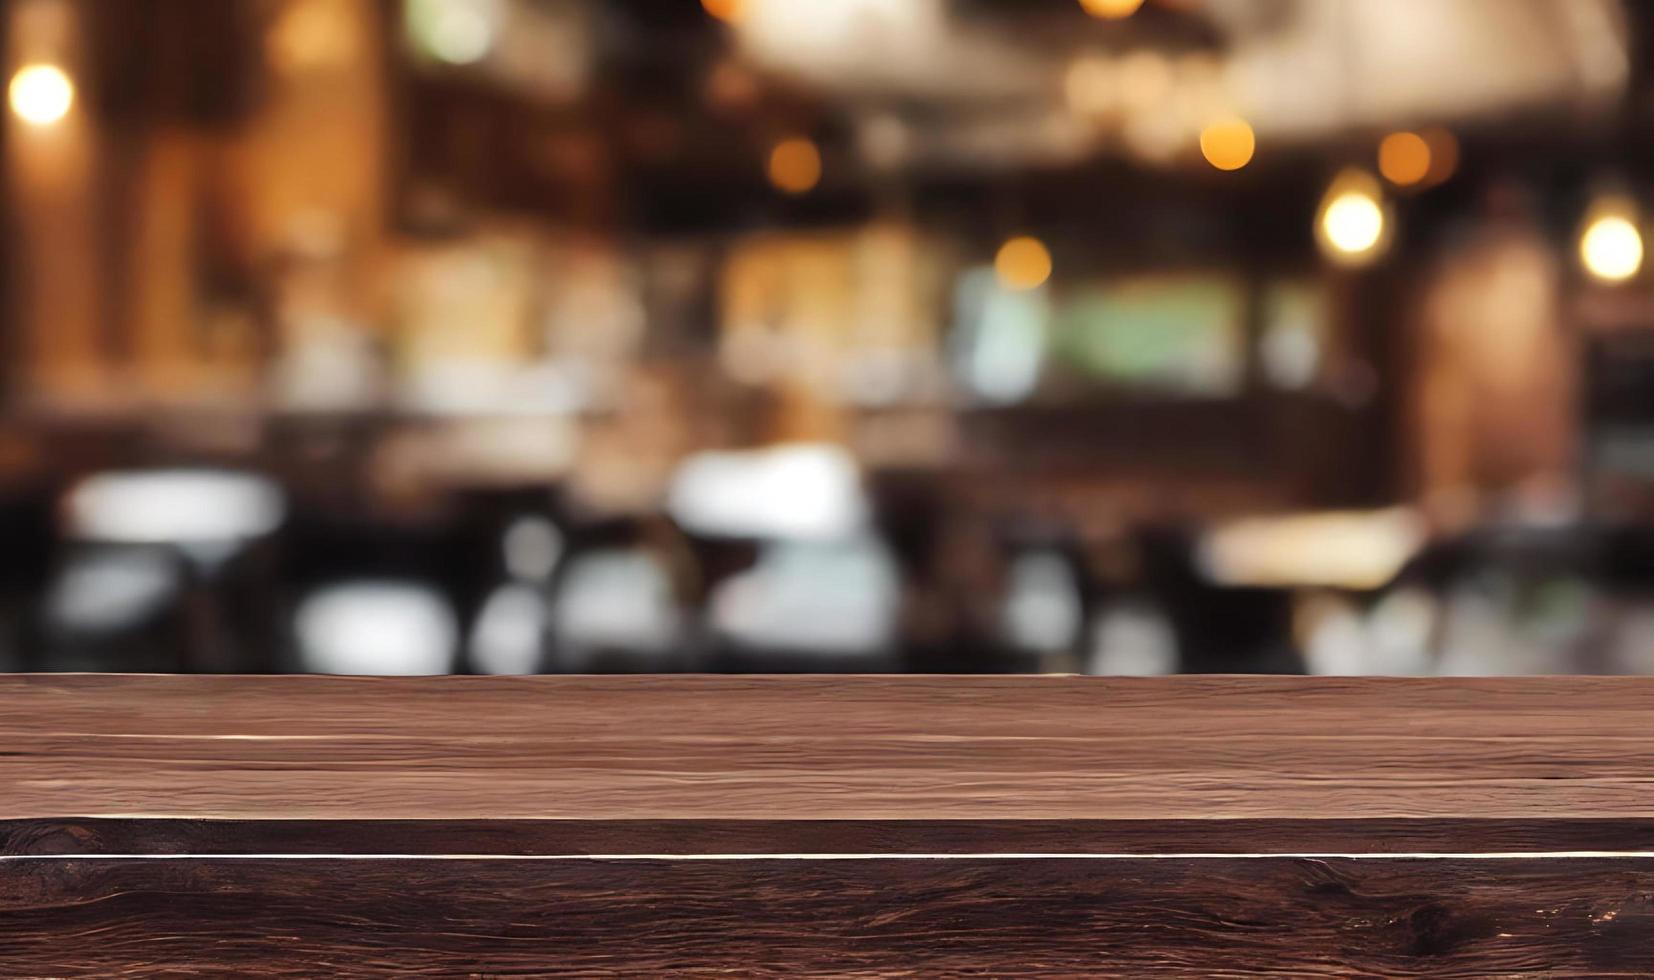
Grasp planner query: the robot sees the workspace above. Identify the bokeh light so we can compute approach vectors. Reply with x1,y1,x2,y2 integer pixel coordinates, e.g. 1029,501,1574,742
767,137,821,195
1079,0,1146,19
1064,56,1114,116
995,236,1053,291
701,0,744,24
406,0,500,66
1580,206,1643,283
1377,131,1431,186
1323,195,1384,255
8,64,74,127
1420,126,1459,186
1199,117,1255,171
1316,170,1389,266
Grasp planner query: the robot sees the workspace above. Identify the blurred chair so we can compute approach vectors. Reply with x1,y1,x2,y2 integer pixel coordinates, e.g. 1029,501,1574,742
1137,525,1302,674
468,511,564,675
669,443,900,671
706,534,902,672
543,513,695,672
0,487,56,671
43,468,285,672
278,508,480,673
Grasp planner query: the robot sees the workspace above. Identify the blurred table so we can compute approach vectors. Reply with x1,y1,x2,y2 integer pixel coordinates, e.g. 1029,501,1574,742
3,675,1654,975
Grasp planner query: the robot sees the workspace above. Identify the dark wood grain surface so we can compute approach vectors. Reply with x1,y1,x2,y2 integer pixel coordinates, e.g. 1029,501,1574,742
4,857,1654,977
4,674,1654,975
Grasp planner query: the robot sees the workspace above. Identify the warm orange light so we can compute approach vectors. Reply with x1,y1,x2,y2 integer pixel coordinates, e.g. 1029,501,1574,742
1199,117,1255,171
269,0,360,74
702,0,744,23
1420,126,1459,186
767,138,821,195
995,236,1053,291
1079,0,1145,18
1377,131,1431,187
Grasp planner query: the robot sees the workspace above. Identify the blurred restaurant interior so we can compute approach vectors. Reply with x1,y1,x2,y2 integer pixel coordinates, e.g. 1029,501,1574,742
2,0,1654,676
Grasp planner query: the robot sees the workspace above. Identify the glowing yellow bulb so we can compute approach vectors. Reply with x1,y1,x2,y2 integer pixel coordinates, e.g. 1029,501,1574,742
9,64,73,127
1323,195,1384,255
1581,212,1643,283
995,236,1052,291
767,138,821,195
1079,0,1145,18
1316,170,1389,266
702,0,744,23
1377,131,1431,187
1199,117,1255,171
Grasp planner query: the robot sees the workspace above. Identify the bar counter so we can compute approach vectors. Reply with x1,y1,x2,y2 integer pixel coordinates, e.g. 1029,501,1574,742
3,674,1653,975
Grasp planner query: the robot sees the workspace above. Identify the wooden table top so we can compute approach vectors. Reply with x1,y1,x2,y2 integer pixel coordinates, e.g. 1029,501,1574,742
8,674,1654,976
4,673,1653,856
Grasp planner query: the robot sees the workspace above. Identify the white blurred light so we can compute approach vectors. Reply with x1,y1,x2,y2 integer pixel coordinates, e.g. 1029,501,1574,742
952,266,1048,405
503,515,562,580
1087,601,1177,676
734,0,942,83
407,0,501,65
709,536,899,655
470,583,546,675
1261,320,1319,389
1002,550,1082,653
1364,587,1438,675
65,470,285,545
1580,211,1643,283
296,582,457,675
47,550,180,633
1301,595,1370,676
1260,282,1326,391
668,444,868,540
9,64,73,126
551,550,681,652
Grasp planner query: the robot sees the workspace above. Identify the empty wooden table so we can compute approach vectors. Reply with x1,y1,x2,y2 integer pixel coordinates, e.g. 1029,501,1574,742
2,674,1653,976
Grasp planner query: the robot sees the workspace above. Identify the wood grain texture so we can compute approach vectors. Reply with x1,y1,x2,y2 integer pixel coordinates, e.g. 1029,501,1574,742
5,674,1654,976
3,857,1653,977
4,673,1654,827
